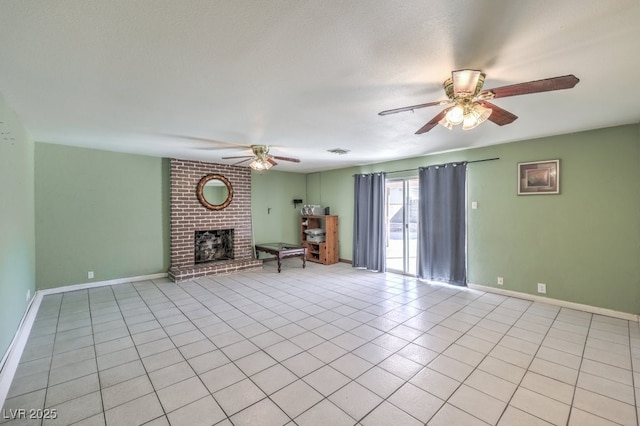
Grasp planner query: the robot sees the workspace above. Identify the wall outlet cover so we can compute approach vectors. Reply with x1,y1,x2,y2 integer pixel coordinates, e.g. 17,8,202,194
497,277,504,285
537,283,547,294
88,271,94,279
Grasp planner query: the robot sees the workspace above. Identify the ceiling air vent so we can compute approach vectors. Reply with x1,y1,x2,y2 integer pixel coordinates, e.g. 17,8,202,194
327,148,350,155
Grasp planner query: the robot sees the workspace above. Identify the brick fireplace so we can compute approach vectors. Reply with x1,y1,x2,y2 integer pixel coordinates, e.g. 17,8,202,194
168,159,261,281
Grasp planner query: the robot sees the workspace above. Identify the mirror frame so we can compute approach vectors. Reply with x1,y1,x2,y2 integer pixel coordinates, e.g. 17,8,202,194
196,174,233,210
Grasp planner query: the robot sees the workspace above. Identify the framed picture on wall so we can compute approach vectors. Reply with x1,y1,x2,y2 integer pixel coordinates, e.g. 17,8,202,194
518,159,560,195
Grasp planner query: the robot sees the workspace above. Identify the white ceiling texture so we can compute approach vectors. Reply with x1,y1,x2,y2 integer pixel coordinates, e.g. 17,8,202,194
1,1,639,172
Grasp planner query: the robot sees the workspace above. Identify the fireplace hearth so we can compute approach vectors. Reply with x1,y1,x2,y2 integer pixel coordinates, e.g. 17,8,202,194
195,229,234,264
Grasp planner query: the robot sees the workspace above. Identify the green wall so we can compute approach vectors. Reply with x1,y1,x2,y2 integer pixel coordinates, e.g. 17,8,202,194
306,168,358,260
251,170,306,245
310,124,640,314
35,144,170,289
0,93,35,359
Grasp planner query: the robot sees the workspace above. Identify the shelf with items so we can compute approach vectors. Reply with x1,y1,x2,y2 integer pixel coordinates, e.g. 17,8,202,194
306,243,323,263
300,215,338,265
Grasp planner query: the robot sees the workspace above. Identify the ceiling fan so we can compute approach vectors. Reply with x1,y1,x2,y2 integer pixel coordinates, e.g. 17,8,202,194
222,145,300,171
379,69,579,134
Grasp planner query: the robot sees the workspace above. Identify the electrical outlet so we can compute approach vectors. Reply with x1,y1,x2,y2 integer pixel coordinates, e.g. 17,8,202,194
26,289,30,302
497,277,504,285
88,271,94,279
537,283,547,294
471,201,478,209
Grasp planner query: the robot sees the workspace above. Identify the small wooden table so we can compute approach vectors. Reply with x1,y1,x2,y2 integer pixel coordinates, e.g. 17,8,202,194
255,243,307,273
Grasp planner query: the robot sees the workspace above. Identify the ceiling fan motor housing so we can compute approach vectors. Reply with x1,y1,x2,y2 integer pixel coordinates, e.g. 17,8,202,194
251,145,269,159
443,69,486,99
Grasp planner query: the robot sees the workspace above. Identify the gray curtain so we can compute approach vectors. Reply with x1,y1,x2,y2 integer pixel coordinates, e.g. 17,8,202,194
417,162,467,285
353,173,386,272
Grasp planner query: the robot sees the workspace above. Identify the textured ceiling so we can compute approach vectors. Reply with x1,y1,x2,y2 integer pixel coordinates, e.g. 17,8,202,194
1,1,639,172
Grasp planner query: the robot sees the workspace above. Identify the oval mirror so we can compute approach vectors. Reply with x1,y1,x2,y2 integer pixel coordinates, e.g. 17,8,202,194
196,174,233,210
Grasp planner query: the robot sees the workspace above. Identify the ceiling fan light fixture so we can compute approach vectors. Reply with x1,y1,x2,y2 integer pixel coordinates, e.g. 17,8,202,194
462,103,492,130
249,158,272,170
249,145,273,170
445,105,464,125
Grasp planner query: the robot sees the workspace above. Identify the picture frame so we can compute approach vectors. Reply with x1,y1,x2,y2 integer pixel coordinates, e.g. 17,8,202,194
517,159,560,195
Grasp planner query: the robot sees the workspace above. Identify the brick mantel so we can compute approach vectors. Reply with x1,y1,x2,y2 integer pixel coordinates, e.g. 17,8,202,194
168,159,261,281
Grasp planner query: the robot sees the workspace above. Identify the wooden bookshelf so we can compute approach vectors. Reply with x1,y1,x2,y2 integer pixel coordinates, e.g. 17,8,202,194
300,215,339,265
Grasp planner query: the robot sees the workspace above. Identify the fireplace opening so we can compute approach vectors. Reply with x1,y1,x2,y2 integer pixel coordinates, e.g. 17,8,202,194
195,229,234,264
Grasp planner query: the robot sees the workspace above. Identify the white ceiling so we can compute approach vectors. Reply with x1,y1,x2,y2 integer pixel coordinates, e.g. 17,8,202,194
1,1,639,173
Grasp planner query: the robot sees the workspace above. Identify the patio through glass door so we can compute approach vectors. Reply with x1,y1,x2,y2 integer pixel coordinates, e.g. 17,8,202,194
385,178,418,275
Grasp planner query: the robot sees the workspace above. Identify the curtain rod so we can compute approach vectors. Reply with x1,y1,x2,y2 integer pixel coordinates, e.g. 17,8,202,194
383,157,500,175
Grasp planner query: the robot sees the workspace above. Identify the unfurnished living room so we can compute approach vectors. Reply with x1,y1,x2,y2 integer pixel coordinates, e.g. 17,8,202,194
1,1,640,425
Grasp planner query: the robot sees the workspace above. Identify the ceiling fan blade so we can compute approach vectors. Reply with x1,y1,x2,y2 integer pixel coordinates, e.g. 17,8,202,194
479,101,518,126
485,74,579,99
415,110,448,134
194,147,240,151
162,134,249,149
267,158,278,166
379,100,448,116
271,155,300,163
452,69,482,96
221,155,253,160
232,158,252,165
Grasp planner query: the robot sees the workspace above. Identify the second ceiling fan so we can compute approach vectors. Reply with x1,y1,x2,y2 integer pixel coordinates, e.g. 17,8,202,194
379,69,579,134
222,145,300,171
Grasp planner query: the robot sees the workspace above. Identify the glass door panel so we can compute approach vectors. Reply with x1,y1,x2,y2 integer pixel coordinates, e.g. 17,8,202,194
385,180,404,272
385,178,419,275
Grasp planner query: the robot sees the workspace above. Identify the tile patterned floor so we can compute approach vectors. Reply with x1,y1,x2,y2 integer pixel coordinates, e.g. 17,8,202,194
2,261,639,425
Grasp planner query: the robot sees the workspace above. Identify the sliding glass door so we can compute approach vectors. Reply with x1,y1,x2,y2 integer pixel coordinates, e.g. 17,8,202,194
385,178,419,275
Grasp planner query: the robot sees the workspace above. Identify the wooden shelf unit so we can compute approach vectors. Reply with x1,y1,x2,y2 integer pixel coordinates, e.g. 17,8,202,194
301,215,339,265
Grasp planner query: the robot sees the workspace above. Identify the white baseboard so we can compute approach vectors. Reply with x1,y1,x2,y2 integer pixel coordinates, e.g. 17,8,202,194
0,292,41,410
468,282,640,323
38,272,169,296
0,272,168,409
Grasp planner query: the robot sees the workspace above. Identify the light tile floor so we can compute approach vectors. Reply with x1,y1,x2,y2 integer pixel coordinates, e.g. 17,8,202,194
2,261,639,425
